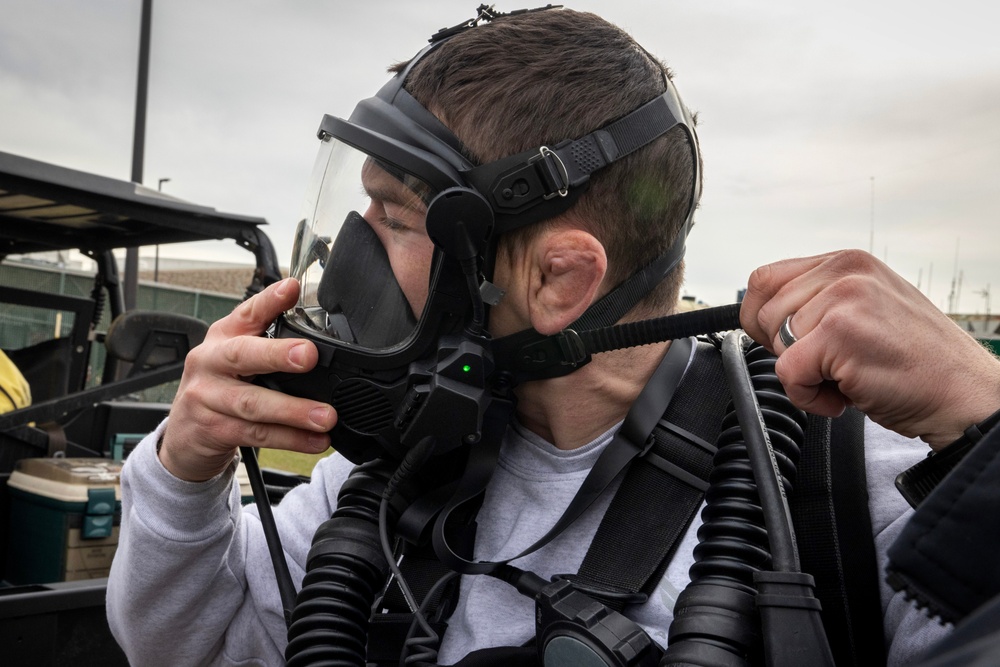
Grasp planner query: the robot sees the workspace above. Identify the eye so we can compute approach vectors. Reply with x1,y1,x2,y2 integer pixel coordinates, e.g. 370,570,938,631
381,200,422,234
364,199,403,232
378,214,408,233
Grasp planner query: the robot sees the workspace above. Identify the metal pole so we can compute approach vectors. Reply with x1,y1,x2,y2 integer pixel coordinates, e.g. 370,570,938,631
124,0,153,311
155,177,170,282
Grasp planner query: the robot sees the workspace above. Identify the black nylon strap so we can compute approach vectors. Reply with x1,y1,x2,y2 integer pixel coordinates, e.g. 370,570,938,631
791,408,885,667
452,646,539,667
492,303,741,384
573,340,727,608
464,87,690,239
569,237,686,332
606,94,680,155
558,93,683,187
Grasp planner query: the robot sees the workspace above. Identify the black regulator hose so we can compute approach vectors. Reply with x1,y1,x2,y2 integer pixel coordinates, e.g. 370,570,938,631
283,437,435,667
660,333,808,667
721,333,801,573
284,459,399,667
726,335,834,667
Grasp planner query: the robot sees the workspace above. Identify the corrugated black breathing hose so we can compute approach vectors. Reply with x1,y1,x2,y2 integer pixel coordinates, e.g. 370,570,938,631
284,460,397,667
660,333,807,667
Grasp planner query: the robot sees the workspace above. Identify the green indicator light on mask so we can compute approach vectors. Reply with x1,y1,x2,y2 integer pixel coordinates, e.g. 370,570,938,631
463,364,472,373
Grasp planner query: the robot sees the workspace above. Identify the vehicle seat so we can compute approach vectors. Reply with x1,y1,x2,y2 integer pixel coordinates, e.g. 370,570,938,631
103,311,209,380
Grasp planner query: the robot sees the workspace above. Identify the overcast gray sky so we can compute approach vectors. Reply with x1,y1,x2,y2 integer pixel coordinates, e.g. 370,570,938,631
2,0,998,313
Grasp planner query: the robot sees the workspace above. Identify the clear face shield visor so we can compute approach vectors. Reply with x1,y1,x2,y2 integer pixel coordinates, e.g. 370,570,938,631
288,136,443,352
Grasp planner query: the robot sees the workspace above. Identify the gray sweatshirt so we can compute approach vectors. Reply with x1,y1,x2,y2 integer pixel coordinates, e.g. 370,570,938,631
107,417,950,666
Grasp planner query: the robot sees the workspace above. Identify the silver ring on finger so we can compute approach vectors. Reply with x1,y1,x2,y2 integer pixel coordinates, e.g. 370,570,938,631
778,314,799,348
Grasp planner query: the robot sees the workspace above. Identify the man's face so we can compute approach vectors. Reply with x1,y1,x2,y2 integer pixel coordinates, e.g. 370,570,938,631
356,158,525,338
359,159,436,318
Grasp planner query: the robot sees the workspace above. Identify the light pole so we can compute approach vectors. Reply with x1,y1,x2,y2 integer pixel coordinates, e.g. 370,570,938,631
124,0,153,311
154,177,170,282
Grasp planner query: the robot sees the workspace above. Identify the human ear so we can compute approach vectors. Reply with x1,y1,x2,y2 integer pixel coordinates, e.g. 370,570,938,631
528,229,607,335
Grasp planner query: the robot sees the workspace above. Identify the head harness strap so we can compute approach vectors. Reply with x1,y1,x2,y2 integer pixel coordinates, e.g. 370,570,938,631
463,89,692,235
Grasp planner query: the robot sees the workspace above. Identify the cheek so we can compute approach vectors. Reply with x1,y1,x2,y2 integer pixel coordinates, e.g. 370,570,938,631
385,239,434,317
361,207,432,317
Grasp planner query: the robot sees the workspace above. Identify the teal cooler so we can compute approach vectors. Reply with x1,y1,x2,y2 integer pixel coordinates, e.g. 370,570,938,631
5,457,122,585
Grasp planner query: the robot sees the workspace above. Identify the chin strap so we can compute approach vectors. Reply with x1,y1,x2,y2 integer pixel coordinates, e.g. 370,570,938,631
572,236,687,333
492,288,742,386
488,213,742,386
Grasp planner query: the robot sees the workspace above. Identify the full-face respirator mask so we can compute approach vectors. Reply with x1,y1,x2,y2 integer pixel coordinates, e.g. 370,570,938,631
262,14,705,466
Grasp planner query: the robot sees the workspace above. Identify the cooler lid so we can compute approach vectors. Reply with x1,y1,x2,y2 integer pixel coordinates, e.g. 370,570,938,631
8,457,122,503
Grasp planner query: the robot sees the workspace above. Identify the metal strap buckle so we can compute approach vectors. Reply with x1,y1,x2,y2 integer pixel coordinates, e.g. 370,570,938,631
531,146,569,199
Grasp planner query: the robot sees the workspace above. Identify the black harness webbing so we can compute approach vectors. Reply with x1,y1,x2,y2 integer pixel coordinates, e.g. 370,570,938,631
430,336,695,576
573,340,726,608
370,341,886,667
575,347,884,667
791,407,886,667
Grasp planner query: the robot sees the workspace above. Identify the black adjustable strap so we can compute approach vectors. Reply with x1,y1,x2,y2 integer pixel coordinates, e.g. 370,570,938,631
791,408,885,667
432,336,694,575
465,91,685,227
569,238,686,333
371,338,693,664
572,340,727,609
492,303,741,384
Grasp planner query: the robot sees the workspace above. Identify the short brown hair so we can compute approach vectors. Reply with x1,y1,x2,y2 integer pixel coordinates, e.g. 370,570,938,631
399,9,698,316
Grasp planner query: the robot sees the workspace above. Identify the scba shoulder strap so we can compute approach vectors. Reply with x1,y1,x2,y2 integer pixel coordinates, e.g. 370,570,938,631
793,407,886,667
371,340,884,667
574,341,884,667
572,338,725,608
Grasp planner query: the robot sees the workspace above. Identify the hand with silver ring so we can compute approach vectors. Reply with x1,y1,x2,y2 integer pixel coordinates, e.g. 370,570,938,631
778,314,798,349
740,249,1000,448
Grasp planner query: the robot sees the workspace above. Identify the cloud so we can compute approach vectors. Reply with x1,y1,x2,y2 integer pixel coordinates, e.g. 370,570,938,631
2,0,998,314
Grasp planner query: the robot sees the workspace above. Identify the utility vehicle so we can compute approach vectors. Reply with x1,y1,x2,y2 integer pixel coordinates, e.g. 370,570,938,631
0,150,283,665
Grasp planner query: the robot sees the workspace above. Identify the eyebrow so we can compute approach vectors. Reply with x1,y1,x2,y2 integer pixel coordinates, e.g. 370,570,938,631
363,182,422,211
361,160,428,213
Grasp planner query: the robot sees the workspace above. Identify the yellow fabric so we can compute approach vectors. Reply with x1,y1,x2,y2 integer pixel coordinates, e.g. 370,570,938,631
0,349,31,413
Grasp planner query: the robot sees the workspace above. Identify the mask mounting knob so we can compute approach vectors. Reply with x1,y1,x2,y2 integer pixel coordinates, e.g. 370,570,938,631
425,187,495,261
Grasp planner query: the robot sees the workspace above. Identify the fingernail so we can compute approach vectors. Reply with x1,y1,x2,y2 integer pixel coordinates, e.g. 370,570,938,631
275,278,291,298
309,406,331,426
308,433,329,450
288,342,307,367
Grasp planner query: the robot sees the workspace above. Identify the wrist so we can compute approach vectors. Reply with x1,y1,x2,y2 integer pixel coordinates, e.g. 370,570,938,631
156,429,235,482
924,363,1000,450
897,405,1000,507
917,336,1000,449
927,398,1000,450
